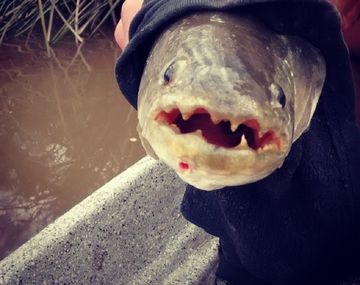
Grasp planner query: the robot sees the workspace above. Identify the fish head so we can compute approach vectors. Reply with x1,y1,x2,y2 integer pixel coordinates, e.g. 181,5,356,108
137,12,324,190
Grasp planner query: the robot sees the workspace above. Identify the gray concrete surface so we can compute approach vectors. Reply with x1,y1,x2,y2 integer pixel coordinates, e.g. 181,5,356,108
0,156,218,285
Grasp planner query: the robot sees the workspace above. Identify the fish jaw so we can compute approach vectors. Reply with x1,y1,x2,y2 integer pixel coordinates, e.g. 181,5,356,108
138,102,292,190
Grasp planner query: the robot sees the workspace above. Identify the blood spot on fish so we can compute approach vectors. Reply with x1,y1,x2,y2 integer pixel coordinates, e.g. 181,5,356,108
179,162,190,171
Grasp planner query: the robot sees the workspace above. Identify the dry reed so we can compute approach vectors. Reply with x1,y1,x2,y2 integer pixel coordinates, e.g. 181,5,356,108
0,0,123,46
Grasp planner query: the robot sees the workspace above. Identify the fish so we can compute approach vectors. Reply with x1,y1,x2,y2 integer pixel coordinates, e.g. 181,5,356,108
136,12,326,190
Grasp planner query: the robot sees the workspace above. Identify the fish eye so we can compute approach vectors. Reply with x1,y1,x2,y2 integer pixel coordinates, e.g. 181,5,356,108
163,62,176,85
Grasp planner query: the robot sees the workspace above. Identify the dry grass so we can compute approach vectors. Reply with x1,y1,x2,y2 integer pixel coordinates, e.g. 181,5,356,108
0,0,123,47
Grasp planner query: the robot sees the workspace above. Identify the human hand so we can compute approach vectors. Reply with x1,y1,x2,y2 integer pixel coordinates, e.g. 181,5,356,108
330,0,360,124
330,0,360,57
114,0,143,50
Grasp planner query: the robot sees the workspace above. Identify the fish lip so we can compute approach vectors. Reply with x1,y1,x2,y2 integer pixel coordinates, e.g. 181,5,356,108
153,106,285,152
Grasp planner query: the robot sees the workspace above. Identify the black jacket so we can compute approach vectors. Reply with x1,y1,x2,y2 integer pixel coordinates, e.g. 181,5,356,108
115,1,360,284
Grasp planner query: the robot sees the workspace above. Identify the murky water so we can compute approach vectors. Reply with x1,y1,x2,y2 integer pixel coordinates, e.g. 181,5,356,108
0,31,145,260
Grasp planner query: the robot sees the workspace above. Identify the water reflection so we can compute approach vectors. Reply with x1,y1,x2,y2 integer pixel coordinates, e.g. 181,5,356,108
0,33,145,260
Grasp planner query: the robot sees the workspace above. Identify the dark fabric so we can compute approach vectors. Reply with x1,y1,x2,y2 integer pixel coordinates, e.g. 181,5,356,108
115,0,360,284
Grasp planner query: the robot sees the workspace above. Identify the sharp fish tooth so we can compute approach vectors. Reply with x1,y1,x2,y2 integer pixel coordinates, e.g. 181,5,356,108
178,105,198,120
210,114,222,124
170,124,180,133
231,121,239,132
240,134,249,148
262,144,273,151
194,129,202,137
163,105,175,113
182,113,192,120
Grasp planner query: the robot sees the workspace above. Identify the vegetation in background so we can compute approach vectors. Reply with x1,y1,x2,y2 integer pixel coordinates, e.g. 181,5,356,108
0,0,123,49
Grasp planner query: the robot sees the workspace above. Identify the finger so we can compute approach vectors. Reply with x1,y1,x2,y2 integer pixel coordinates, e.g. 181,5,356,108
341,0,360,30
329,0,360,56
340,0,359,16
121,0,143,45
331,0,356,14
330,0,360,29
343,19,360,57
114,19,127,50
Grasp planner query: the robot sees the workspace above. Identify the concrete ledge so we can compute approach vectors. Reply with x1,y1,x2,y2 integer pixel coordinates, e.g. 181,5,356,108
0,156,218,285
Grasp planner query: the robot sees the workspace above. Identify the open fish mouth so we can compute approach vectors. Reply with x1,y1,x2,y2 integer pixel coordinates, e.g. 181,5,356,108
155,107,282,151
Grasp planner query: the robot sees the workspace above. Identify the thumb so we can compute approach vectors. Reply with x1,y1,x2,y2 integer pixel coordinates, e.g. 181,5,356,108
114,0,143,50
